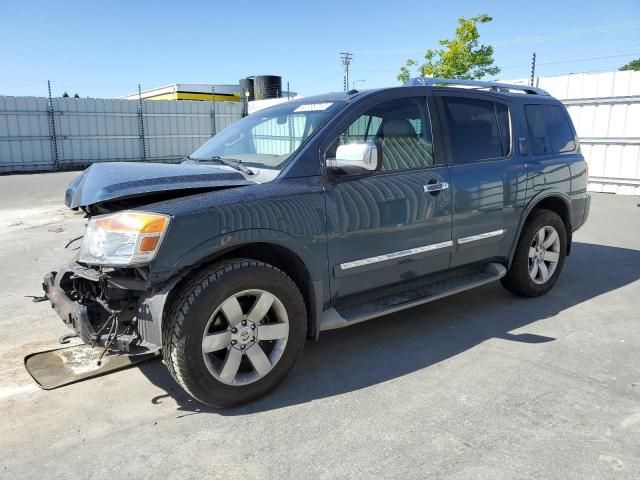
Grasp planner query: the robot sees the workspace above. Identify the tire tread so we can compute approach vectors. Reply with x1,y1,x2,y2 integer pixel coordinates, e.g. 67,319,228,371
501,209,567,298
161,259,305,405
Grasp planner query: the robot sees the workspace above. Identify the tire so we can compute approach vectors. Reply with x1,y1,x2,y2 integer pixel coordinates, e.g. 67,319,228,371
162,259,307,407
501,209,567,298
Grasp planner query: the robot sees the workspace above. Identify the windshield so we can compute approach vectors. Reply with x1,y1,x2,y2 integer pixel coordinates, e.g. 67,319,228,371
189,100,346,171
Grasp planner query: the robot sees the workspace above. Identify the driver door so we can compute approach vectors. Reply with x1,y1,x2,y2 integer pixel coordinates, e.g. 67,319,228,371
324,93,453,301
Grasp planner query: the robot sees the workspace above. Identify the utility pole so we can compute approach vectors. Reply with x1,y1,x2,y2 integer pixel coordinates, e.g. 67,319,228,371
137,84,147,162
211,86,216,137
47,80,59,171
340,52,353,92
530,52,536,87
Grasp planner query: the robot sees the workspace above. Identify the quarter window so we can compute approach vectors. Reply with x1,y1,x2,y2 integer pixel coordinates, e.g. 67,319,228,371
442,97,511,163
524,104,576,155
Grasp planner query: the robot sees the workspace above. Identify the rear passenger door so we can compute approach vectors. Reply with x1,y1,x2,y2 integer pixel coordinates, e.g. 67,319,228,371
435,92,528,267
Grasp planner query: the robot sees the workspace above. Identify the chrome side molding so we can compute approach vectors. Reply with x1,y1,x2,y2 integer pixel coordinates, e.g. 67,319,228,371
338,230,505,272
339,240,453,271
457,229,505,245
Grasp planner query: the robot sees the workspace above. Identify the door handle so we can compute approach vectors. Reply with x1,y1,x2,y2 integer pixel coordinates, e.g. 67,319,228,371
423,181,449,193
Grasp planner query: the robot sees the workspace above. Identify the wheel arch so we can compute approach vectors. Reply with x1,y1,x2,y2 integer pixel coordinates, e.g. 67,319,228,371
160,240,322,342
509,192,573,267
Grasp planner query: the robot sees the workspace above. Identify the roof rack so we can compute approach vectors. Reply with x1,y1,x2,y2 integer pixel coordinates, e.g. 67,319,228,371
404,77,549,96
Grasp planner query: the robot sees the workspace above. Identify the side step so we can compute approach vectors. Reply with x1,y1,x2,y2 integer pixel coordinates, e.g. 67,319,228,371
320,262,507,332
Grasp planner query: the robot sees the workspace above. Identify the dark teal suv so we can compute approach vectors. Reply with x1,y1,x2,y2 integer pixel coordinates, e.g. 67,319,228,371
43,78,590,406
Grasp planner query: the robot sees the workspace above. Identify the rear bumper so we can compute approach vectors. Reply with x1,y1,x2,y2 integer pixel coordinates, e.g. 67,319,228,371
583,193,591,225
42,263,167,353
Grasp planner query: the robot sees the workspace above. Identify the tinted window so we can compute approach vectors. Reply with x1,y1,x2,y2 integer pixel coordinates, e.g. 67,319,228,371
442,97,511,163
332,97,434,171
525,104,576,155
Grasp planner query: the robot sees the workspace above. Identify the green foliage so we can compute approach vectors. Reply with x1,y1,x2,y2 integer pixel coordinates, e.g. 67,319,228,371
619,58,640,71
397,14,500,83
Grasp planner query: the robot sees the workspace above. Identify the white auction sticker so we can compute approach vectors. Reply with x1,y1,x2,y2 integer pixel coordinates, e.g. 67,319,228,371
294,103,333,112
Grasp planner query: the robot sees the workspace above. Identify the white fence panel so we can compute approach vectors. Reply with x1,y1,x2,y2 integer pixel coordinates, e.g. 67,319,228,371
0,96,53,172
0,96,243,173
55,97,140,168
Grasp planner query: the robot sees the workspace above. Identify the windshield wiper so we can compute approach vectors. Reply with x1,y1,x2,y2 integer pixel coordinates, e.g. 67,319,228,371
186,155,254,175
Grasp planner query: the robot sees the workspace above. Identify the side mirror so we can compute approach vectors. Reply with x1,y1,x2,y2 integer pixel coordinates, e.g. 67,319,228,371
327,141,380,173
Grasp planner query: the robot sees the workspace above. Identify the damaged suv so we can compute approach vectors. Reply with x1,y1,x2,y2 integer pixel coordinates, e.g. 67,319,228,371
43,78,590,406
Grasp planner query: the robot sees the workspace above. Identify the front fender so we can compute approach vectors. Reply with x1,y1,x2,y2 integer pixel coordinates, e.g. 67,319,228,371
155,228,326,282
146,228,328,342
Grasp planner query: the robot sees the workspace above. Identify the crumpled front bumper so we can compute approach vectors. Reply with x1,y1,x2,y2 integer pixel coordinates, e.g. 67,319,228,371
42,263,170,353
43,268,95,345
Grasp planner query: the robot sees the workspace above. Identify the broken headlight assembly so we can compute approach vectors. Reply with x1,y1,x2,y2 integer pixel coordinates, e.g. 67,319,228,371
78,211,170,266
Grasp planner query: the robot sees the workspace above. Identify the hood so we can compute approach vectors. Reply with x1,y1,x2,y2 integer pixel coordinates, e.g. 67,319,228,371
65,161,254,209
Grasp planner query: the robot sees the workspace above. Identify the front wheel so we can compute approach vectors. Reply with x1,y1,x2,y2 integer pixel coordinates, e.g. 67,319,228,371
162,259,307,407
501,209,567,297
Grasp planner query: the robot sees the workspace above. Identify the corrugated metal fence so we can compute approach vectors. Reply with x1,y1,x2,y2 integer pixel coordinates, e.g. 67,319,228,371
3,73,639,195
0,96,243,173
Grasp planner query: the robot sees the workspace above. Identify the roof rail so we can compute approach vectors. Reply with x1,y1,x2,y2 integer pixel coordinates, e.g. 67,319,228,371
404,77,549,96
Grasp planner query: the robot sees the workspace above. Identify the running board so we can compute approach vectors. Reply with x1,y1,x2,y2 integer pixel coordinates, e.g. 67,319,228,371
319,262,507,331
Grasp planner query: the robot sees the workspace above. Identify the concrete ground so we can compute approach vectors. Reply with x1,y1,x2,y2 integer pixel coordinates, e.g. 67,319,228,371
0,172,638,479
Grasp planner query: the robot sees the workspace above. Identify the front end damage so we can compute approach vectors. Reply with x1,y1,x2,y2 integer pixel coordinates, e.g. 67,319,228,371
40,160,252,358
42,263,171,355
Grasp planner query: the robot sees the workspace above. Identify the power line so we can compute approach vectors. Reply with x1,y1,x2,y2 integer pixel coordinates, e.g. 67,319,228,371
293,73,342,89
352,19,640,55
491,20,640,47
500,51,640,70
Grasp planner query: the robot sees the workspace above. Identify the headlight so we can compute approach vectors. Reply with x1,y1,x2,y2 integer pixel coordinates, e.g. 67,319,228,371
78,211,170,266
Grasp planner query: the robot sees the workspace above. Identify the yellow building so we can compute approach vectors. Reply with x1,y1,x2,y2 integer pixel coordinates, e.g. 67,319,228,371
121,83,241,102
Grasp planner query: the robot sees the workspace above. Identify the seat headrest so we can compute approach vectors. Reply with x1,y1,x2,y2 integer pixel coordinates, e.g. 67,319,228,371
382,119,416,137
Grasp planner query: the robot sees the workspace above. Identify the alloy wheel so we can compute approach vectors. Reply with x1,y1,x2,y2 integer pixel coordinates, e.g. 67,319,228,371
201,289,289,386
528,225,561,284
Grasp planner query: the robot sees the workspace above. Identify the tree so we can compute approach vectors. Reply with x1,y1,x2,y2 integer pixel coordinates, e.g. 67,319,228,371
397,14,500,83
619,58,640,71
62,91,69,98
73,93,80,98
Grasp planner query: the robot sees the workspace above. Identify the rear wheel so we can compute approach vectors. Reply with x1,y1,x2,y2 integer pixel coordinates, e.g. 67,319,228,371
162,259,307,407
501,209,567,297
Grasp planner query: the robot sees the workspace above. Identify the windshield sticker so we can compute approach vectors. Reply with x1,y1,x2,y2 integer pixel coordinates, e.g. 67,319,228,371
294,103,333,112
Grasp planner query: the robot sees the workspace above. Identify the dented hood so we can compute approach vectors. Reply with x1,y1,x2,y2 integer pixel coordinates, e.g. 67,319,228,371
65,161,253,209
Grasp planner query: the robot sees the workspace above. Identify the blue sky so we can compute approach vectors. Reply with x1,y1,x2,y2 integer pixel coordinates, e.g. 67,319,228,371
1,0,639,98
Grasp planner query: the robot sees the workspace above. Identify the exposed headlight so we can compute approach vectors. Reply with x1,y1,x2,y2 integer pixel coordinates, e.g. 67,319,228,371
78,211,170,266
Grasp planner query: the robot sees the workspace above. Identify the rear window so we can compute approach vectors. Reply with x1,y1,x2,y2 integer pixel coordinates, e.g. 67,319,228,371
524,104,576,155
442,97,511,163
